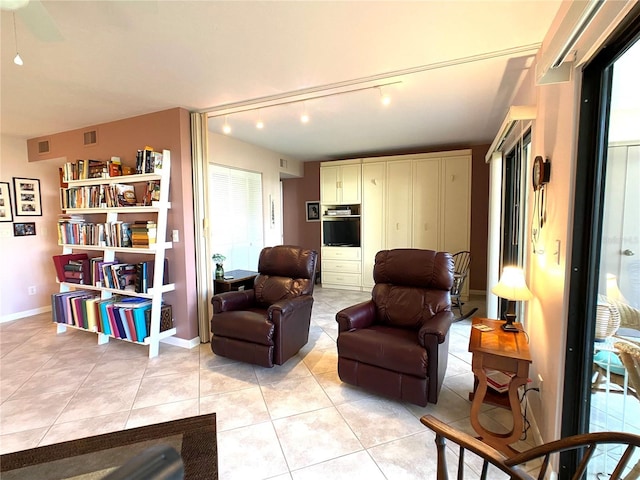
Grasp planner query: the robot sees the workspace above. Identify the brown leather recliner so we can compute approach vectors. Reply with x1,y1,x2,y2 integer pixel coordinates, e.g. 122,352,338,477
336,249,454,406
210,245,318,368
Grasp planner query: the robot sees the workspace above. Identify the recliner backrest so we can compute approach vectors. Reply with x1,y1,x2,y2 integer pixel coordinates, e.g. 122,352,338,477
372,249,453,329
254,245,318,306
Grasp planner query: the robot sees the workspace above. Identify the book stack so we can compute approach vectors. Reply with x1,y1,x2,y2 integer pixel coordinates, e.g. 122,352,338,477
52,253,90,284
131,220,157,247
485,370,515,393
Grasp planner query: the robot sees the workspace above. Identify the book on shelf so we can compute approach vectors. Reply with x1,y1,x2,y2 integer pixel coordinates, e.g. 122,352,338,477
143,181,161,206
136,147,166,174
144,304,173,336
115,184,137,207
131,220,157,247
108,157,122,177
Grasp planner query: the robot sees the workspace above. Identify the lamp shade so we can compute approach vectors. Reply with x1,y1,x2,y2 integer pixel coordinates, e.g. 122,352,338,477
492,266,533,301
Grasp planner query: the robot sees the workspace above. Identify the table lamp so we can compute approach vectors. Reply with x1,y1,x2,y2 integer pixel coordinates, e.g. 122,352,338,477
491,266,533,332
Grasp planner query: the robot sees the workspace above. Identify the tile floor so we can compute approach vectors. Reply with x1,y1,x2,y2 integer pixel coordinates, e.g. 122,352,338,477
1,288,542,479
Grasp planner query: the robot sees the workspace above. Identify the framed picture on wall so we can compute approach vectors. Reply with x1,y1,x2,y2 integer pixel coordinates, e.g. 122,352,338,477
13,177,42,216
306,201,320,222
0,182,13,222
13,222,36,236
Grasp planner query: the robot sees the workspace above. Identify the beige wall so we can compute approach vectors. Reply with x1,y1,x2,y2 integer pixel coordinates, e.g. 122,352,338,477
2,108,200,345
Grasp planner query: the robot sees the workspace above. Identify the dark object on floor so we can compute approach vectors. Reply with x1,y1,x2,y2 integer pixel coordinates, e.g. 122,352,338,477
0,414,218,480
211,245,318,367
421,414,640,479
335,249,454,406
450,250,478,321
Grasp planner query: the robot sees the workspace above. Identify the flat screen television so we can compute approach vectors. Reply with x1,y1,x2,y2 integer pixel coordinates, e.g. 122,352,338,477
323,219,360,247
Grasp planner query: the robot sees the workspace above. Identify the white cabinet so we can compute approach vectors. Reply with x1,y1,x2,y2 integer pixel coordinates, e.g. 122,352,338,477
320,160,362,204
321,246,362,289
54,150,174,358
386,160,412,249
360,150,471,290
361,162,386,289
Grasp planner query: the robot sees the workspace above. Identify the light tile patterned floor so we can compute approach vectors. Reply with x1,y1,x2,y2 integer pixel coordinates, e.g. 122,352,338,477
0,287,542,479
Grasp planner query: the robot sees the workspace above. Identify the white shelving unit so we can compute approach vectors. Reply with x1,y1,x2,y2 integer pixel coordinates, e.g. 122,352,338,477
56,150,174,358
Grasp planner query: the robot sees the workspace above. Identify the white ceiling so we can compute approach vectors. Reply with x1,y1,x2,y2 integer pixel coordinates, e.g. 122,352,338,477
0,1,562,161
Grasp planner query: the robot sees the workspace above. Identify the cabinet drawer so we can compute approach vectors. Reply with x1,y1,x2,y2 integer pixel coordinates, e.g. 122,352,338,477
322,247,361,261
323,259,361,274
322,271,362,286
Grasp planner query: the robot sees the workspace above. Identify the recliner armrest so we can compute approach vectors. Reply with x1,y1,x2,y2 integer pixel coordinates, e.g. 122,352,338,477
268,295,314,318
336,300,376,332
211,289,256,313
418,310,454,345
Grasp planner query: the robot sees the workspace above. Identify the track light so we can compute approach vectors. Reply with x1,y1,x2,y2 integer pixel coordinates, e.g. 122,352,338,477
379,87,391,106
300,103,310,124
222,116,231,134
12,13,23,66
256,110,264,129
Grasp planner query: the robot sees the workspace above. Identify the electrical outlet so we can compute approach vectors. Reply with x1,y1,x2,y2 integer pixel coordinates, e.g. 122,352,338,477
537,374,544,396
172,230,179,242
28,286,37,295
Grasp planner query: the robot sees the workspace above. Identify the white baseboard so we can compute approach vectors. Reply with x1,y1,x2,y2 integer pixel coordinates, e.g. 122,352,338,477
160,335,200,350
1,306,52,323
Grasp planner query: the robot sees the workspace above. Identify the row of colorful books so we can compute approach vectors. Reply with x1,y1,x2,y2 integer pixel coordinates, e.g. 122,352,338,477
60,181,161,210
51,291,160,341
60,158,123,183
57,217,133,248
52,254,168,293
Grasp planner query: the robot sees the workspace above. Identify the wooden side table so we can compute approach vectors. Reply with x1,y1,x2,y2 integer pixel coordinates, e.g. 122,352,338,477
468,317,532,457
213,269,258,295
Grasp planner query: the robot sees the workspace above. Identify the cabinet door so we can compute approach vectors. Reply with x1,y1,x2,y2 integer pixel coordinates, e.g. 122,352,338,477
386,160,412,249
320,165,340,204
362,162,385,288
441,155,471,255
413,159,441,250
340,164,362,204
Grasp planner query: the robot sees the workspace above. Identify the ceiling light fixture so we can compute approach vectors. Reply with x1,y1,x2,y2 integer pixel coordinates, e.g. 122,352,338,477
256,109,264,129
12,13,23,66
300,103,310,124
379,87,391,106
222,116,231,134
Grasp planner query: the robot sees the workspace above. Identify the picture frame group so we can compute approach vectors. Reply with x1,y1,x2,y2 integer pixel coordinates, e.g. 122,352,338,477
0,182,13,222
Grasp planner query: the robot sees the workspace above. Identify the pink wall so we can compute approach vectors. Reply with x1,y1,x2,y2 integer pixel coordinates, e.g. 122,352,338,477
282,161,322,257
19,108,198,342
283,147,490,290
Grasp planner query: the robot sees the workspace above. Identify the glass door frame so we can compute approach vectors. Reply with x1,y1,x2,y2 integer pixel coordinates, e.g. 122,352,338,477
561,12,640,476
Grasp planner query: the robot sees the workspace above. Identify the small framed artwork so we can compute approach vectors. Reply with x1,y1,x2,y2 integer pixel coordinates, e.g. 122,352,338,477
13,177,42,216
306,201,320,222
0,182,13,222
14,222,36,236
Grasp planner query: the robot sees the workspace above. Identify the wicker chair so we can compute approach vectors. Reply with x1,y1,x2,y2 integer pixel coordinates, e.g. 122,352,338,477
421,414,640,479
450,251,477,321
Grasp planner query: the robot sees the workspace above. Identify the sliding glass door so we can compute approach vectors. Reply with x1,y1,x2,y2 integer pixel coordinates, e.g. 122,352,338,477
563,17,640,478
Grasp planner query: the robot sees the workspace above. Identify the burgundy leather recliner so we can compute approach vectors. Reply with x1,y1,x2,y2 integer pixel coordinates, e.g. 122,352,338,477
336,249,454,406
210,245,318,368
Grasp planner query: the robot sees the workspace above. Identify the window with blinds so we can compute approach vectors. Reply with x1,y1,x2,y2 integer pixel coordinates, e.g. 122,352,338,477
209,165,264,271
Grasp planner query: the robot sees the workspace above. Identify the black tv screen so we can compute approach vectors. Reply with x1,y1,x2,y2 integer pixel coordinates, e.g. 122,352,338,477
323,220,360,247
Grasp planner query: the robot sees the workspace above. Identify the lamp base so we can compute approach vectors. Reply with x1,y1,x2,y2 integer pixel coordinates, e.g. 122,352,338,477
501,313,520,332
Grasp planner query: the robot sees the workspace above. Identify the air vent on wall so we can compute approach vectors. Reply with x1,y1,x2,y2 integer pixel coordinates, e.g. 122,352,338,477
37,139,50,154
83,130,97,146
